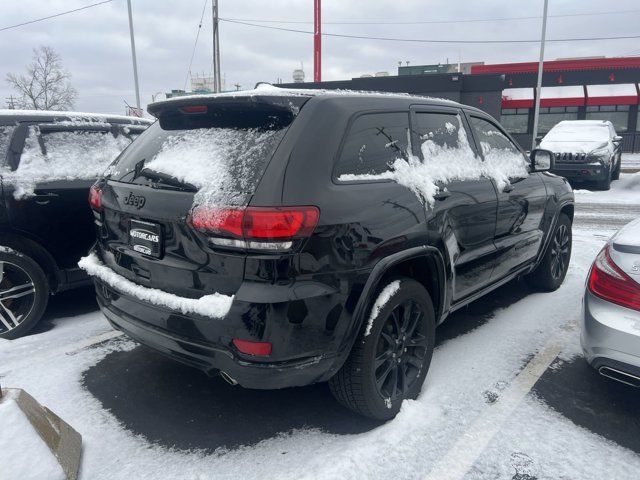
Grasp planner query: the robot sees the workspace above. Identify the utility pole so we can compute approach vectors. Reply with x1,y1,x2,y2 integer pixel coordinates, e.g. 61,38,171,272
314,0,321,82
212,0,221,93
126,0,141,110
531,0,549,150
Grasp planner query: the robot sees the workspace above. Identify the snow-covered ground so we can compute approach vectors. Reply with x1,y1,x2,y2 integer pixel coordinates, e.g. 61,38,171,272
622,152,640,172
0,181,639,479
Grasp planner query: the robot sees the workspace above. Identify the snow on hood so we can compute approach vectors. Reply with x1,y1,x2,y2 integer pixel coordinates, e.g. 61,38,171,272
339,115,529,206
540,121,611,154
78,253,233,318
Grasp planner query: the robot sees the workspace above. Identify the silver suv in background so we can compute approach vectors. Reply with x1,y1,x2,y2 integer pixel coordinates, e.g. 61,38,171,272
540,120,623,190
582,218,640,387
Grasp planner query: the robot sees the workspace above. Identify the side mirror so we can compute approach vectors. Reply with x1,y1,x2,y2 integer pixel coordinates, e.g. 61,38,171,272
613,135,623,143
530,148,554,172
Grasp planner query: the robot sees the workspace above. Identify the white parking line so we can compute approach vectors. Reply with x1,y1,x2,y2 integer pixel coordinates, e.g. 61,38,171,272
423,325,575,480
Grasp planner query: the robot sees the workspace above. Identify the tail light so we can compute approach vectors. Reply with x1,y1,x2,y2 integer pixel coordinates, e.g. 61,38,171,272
189,206,319,251
89,185,103,211
588,245,640,311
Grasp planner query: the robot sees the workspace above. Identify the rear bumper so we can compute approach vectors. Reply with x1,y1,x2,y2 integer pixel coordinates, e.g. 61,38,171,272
552,162,608,181
581,290,640,377
93,277,345,389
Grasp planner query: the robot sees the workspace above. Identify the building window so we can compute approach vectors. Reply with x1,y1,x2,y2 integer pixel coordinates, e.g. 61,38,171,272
537,106,579,134
586,105,630,132
500,108,529,134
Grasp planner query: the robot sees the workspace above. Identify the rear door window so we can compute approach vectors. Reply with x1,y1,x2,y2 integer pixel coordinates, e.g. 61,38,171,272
413,111,477,160
0,126,15,167
335,112,410,178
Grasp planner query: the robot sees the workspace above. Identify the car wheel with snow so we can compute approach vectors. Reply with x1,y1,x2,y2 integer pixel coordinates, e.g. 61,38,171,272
596,166,612,190
329,278,436,420
526,213,572,292
0,248,49,340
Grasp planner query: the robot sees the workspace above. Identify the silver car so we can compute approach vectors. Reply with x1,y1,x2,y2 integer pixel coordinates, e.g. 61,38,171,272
582,218,640,387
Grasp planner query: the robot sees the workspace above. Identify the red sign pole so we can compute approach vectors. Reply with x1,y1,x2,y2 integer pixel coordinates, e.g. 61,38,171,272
314,0,321,82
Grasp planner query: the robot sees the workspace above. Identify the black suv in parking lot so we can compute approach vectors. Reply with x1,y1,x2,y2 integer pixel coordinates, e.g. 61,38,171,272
0,110,151,339
84,88,574,419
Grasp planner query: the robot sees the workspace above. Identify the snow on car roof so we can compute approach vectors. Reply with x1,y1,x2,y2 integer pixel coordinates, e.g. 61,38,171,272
148,83,461,110
0,109,153,124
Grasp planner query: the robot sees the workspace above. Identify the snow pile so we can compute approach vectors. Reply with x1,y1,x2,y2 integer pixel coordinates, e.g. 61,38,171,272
3,126,132,198
339,116,528,206
364,280,401,336
144,126,287,208
0,391,66,480
78,253,233,318
540,120,611,154
0,125,15,157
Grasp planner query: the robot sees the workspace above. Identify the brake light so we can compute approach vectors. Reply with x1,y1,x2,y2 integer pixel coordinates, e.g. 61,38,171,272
89,185,102,210
588,245,640,311
189,206,319,250
232,338,272,356
179,105,208,114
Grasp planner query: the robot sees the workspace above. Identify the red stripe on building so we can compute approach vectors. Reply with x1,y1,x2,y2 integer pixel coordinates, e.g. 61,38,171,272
472,57,640,75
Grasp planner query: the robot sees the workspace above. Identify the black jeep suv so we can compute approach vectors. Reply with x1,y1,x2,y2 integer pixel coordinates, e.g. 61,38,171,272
0,110,151,339
84,88,574,419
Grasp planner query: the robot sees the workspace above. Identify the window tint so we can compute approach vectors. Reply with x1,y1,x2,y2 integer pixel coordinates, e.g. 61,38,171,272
0,126,15,166
335,112,409,177
413,112,477,160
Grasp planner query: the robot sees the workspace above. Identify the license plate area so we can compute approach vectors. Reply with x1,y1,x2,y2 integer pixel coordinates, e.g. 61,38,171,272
129,219,162,258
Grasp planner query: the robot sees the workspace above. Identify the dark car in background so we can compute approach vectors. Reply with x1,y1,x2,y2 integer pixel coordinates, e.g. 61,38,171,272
83,87,574,420
0,110,152,339
539,120,623,190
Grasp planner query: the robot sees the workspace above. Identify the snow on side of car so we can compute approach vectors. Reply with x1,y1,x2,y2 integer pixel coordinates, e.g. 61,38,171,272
78,253,234,318
339,116,529,206
0,391,66,480
143,126,287,209
364,280,401,336
2,126,133,199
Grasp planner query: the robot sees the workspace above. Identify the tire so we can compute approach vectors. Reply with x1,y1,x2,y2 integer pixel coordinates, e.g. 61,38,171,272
329,278,436,420
596,166,612,190
612,157,621,181
0,248,49,340
526,213,572,292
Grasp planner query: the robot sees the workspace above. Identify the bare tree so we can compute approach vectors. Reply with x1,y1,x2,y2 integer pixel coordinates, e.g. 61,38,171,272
6,46,78,110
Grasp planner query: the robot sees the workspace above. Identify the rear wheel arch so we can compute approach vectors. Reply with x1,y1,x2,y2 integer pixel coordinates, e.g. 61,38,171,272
560,203,574,223
0,232,60,292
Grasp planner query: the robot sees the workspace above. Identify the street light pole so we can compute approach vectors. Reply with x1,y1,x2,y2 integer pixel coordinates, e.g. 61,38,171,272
531,0,549,150
126,0,141,110
212,0,221,93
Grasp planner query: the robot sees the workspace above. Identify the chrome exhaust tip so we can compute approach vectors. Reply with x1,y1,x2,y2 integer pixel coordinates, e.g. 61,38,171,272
598,366,640,388
219,371,238,386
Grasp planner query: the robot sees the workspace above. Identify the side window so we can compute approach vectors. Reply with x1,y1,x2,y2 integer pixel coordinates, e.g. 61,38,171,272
470,116,530,179
335,112,409,178
0,126,16,167
413,112,477,161
470,116,524,158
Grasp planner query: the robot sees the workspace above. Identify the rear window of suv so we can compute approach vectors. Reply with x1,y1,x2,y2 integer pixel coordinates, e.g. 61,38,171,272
108,102,300,207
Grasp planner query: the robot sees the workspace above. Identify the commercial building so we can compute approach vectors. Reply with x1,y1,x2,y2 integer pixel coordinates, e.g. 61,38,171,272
282,56,640,152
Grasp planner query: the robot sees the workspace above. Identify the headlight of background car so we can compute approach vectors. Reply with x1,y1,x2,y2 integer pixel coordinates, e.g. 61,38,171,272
588,146,611,163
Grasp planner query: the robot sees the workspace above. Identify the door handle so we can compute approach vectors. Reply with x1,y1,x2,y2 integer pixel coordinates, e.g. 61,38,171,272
434,190,451,201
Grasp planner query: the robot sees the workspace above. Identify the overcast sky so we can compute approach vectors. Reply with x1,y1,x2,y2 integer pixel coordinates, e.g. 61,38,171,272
1,0,639,115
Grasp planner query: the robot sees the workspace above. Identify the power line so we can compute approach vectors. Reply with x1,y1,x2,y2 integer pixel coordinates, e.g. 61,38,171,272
184,0,209,91
0,0,116,32
221,18,640,45
221,9,640,26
